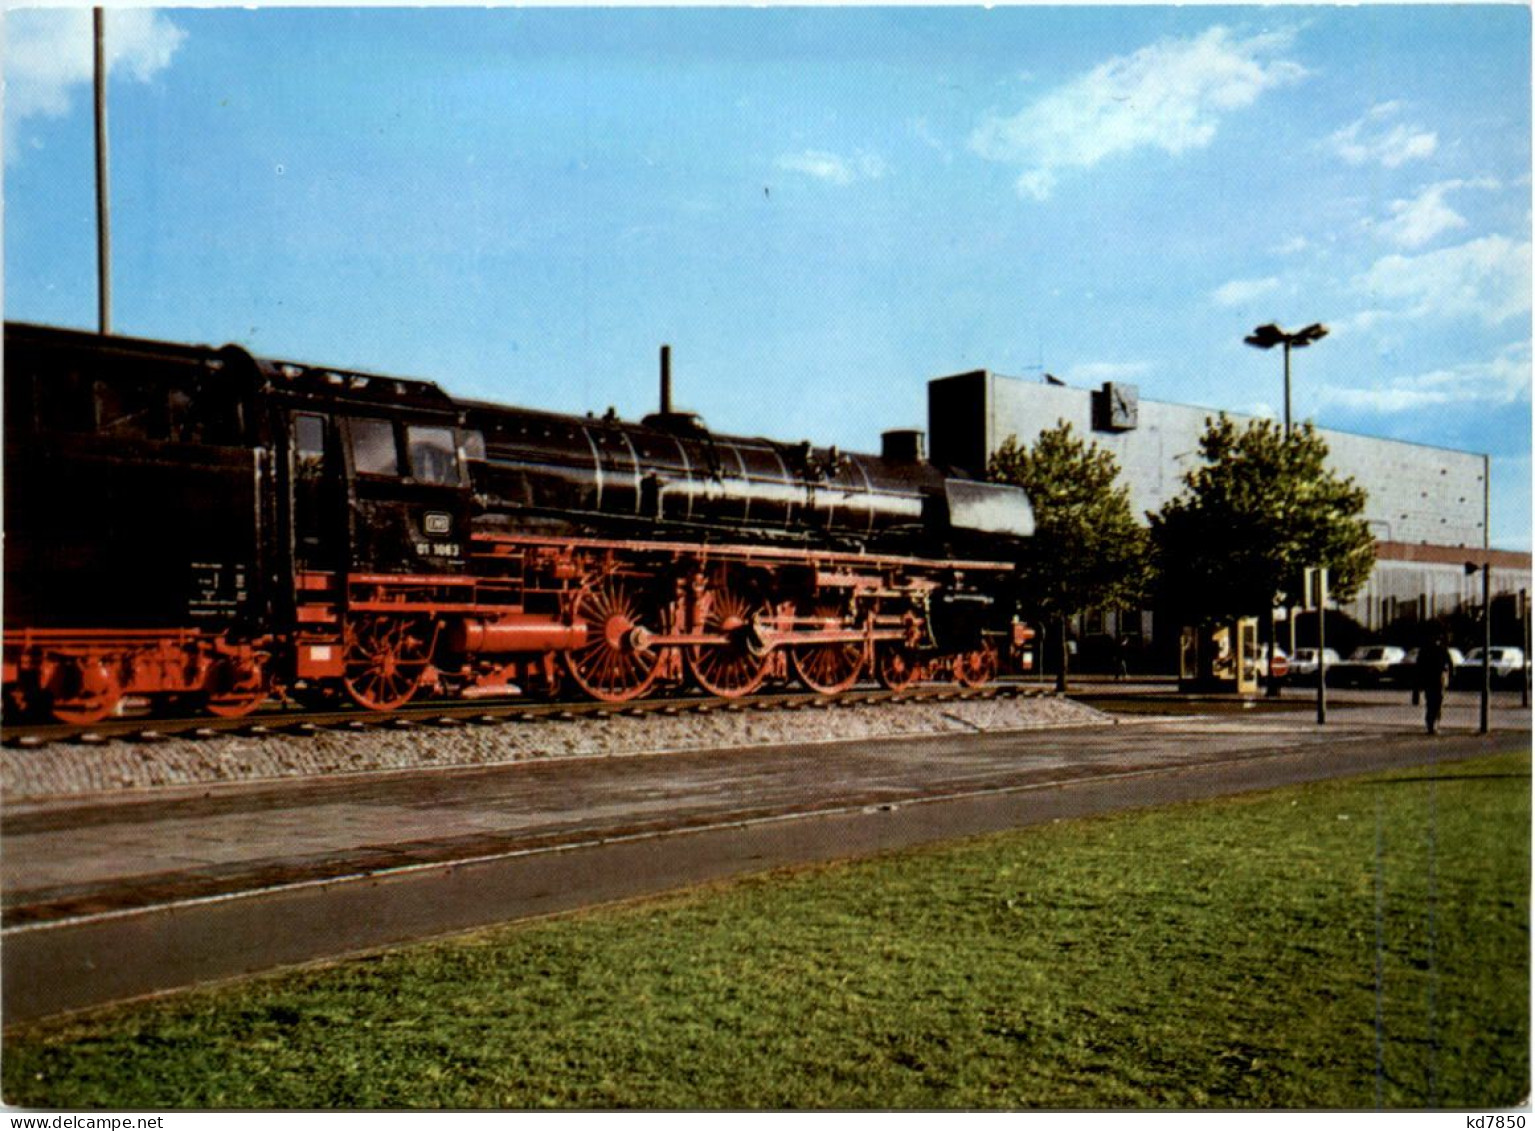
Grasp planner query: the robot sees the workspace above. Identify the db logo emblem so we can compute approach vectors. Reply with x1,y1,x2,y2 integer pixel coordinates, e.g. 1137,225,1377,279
424,512,452,536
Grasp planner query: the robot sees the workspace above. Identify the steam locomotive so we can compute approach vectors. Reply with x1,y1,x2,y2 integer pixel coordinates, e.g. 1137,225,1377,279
2,322,1034,723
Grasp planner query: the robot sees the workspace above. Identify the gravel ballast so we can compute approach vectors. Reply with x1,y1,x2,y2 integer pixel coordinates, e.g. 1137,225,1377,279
3,694,1110,802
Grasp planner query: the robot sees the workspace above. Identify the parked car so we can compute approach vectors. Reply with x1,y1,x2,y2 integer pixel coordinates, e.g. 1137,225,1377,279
1328,645,1408,688
1454,646,1529,689
1387,647,1465,688
1288,647,1341,685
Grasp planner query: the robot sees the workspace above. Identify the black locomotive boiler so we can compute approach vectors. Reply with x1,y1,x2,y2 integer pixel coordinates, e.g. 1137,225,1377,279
3,323,1034,722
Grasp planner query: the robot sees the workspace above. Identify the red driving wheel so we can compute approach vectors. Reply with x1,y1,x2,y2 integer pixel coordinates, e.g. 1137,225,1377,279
343,614,432,711
565,579,663,702
789,600,865,695
686,579,771,698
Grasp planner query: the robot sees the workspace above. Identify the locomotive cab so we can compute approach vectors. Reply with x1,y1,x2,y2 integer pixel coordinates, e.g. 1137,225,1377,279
260,357,474,580
339,414,473,574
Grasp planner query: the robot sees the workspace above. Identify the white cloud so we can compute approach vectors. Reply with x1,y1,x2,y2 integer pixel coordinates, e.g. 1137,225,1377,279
1327,102,1437,168
1372,179,1499,250
968,26,1305,200
1353,235,1532,326
774,149,887,186
1378,183,1467,249
1211,276,1282,308
1314,341,1531,414
5,9,185,147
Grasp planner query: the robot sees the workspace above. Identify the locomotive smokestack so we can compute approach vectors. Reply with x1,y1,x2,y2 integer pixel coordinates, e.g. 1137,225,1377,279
644,343,704,434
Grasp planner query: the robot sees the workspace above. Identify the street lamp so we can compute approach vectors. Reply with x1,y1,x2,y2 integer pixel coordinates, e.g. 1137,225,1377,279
1245,322,1328,699
1244,322,1329,437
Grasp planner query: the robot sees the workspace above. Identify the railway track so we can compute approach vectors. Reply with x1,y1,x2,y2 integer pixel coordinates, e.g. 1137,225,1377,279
1,680,1050,749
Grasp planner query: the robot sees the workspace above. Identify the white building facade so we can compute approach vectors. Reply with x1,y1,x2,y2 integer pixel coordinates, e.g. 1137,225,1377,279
927,369,1529,648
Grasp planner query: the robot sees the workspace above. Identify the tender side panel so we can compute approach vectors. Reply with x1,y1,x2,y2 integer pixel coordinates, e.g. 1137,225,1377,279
3,326,264,633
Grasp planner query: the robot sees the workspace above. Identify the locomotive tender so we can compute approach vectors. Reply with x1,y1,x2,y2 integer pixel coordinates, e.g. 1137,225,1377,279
3,322,1034,723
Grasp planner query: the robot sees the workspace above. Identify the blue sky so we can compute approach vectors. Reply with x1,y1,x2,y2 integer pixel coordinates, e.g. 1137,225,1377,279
6,5,1531,548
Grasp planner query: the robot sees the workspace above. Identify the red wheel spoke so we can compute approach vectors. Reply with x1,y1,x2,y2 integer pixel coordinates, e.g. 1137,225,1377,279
566,579,661,702
686,579,769,698
344,615,429,711
953,642,998,688
876,646,920,691
790,601,863,695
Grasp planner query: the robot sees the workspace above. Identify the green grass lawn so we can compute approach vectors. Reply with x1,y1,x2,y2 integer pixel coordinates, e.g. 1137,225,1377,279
5,749,1528,1110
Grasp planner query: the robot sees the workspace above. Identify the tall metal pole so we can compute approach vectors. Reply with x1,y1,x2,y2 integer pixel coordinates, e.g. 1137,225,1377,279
1522,588,1529,710
1480,454,1491,734
1282,340,1292,439
1316,569,1327,726
93,7,112,335
1275,341,1292,699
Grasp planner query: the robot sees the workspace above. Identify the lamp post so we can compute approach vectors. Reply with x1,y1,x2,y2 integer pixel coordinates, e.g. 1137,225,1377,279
1244,322,1328,697
1244,322,1329,438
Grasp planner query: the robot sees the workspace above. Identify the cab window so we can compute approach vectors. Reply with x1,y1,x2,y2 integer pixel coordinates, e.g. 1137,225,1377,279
294,413,326,466
349,418,399,476
407,424,460,485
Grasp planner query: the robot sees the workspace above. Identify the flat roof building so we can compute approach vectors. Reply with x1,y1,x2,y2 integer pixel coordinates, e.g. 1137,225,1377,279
928,369,1530,654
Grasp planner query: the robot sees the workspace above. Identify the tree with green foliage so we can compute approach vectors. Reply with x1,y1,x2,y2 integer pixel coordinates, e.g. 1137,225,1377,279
1149,416,1376,673
989,421,1150,692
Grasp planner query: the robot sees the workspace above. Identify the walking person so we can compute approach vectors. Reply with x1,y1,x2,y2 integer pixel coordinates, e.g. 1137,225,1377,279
1416,633,1453,735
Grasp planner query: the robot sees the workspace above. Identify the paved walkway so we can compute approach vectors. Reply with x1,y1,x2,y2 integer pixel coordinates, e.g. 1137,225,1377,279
2,688,1527,1023
6,691,1525,922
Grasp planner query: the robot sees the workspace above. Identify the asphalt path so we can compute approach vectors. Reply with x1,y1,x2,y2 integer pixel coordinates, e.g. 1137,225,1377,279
3,689,1528,1025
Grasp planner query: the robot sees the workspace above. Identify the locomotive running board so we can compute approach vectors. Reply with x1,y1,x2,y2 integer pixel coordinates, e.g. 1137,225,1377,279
470,531,1016,573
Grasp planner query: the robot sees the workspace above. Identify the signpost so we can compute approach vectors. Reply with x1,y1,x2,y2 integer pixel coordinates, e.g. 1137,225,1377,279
1305,567,1328,725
